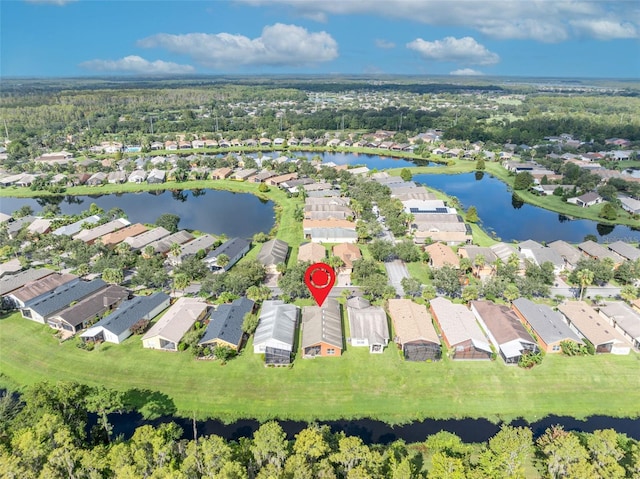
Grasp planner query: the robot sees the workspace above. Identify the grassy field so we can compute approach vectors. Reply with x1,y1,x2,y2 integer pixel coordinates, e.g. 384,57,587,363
2,312,639,424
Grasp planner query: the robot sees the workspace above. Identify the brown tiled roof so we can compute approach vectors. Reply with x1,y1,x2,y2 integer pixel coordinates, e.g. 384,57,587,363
332,243,362,268
100,224,148,247
388,299,439,345
425,243,460,269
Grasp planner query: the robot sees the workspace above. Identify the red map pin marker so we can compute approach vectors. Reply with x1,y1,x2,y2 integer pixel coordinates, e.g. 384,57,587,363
304,262,336,307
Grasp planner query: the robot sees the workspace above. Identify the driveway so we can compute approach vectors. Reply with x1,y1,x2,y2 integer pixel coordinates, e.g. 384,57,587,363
385,259,409,296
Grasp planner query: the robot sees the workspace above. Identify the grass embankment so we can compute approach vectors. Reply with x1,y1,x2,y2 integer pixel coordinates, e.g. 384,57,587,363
1,312,639,423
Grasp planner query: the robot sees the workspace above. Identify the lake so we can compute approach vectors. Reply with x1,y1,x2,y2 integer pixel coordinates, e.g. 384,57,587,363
261,150,427,170
414,172,640,243
0,189,275,238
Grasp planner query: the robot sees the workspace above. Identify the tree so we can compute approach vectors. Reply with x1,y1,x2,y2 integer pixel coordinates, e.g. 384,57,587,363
599,202,618,220
369,239,395,262
396,240,422,262
462,285,479,303
503,283,520,302
217,254,230,269
476,157,486,170
477,425,533,479
421,284,437,302
169,242,182,258
400,168,413,182
465,206,479,223
620,284,638,302
432,265,461,297
585,429,625,479
101,267,123,285
251,421,289,470
155,213,180,233
246,285,271,303
173,273,189,293
401,277,422,297
85,386,124,443
576,268,594,301
278,261,310,299
513,172,533,190
537,426,595,479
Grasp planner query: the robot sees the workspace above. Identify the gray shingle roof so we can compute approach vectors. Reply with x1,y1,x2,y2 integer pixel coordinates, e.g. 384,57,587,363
607,241,640,261
256,239,289,267
28,279,108,318
301,298,343,350
83,292,170,336
54,285,129,328
0,268,54,296
512,298,582,345
199,297,255,347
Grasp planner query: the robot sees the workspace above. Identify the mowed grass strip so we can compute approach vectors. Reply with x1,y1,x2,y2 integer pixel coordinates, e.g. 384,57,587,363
1,312,639,423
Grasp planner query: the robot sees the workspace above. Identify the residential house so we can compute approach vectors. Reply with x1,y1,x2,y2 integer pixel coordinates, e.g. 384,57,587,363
548,240,583,270
388,298,441,361
303,220,356,242
517,240,564,274
297,242,327,263
199,297,255,351
204,238,251,272
86,172,107,186
81,292,170,344
100,224,148,248
108,171,127,184
234,168,257,181
52,215,101,236
8,273,79,309
21,279,108,325
429,297,492,360
147,169,166,184
332,243,361,275
618,195,640,214
268,173,298,186
577,240,625,266
301,298,343,358
47,285,129,333
27,218,52,236
6,216,36,240
598,301,640,350
253,300,299,365
0,268,54,296
73,218,131,245
128,170,147,183
424,243,460,269
169,234,218,266
142,297,209,351
211,167,233,180
256,239,289,272
511,298,583,353
148,230,194,255
346,296,389,353
124,227,171,250
0,259,21,278
470,300,539,364
558,301,631,355
458,246,497,278
567,192,603,207
607,241,640,262
252,170,277,183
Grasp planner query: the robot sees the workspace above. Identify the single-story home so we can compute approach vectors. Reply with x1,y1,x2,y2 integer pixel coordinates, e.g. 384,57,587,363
0,268,55,296
558,301,631,355
470,300,539,364
598,301,640,351
124,227,171,250
199,297,255,351
47,285,130,333
512,298,583,353
73,218,131,245
148,230,194,255
100,224,148,248
81,292,171,344
430,297,492,360
253,300,299,365
204,238,251,272
8,273,79,309
388,298,441,361
577,240,625,266
142,297,209,351
256,239,289,272
297,242,327,263
424,242,460,269
567,192,603,207
301,298,343,358
169,234,218,266
347,296,389,354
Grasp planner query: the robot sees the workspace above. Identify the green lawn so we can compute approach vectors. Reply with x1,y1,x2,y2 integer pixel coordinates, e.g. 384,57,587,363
2,312,639,424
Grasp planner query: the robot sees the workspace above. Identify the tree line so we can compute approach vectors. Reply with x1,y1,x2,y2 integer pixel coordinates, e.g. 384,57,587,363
1,381,639,478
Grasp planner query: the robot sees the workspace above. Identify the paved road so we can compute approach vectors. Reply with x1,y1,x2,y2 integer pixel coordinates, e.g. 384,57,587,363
385,259,409,296
550,286,621,299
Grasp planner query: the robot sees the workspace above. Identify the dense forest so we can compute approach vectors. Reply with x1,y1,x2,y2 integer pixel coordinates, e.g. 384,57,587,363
1,382,639,478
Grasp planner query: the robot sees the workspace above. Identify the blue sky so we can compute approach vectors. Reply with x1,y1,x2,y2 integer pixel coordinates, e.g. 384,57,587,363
2,0,639,78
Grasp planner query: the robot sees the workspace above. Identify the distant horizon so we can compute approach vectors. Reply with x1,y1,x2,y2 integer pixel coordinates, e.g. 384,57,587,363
2,1,639,78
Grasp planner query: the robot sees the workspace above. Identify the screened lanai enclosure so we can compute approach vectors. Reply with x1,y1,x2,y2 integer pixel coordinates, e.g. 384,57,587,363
403,340,441,362
265,346,291,366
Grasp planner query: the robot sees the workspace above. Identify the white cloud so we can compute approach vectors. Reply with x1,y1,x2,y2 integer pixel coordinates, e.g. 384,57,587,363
450,68,484,76
25,0,77,4
407,37,499,65
375,39,396,49
570,19,638,40
80,56,195,74
138,23,338,69
235,0,639,42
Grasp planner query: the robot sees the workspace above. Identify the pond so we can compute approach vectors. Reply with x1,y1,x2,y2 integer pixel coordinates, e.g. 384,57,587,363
260,151,428,170
106,413,640,444
0,189,275,238
414,173,640,243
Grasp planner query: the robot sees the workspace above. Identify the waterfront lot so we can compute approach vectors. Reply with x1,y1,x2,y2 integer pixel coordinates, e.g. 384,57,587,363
1,312,638,423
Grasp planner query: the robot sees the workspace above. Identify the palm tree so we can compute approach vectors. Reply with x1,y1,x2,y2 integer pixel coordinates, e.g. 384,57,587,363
173,273,189,294
142,245,156,260
169,242,181,258
216,254,230,269
576,269,594,301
